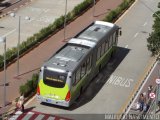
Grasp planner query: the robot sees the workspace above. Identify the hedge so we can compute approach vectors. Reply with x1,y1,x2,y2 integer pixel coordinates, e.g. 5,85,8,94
104,0,134,22
19,73,38,97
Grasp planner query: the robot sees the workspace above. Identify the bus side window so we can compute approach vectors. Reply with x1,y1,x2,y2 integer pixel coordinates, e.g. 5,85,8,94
97,46,101,60
115,32,118,44
112,32,116,45
81,62,87,78
87,56,92,71
101,42,105,56
105,40,109,52
75,68,81,83
72,74,76,85
109,36,112,48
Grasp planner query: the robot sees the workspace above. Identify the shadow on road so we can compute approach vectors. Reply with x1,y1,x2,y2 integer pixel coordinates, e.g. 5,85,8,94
41,47,130,111
24,106,36,113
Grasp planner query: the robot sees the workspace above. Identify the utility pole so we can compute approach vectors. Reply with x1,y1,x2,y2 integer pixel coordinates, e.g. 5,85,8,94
64,0,67,41
0,36,7,107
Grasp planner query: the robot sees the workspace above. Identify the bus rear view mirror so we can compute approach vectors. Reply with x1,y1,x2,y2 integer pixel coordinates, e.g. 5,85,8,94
119,27,122,36
119,30,122,36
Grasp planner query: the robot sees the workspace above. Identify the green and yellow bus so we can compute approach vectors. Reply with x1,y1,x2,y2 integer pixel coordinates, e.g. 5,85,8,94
36,21,121,107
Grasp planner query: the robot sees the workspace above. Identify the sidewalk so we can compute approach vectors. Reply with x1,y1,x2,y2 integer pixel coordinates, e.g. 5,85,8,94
128,61,160,117
0,0,123,116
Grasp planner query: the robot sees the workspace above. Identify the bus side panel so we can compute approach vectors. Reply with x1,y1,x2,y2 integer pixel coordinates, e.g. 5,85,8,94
93,46,116,76
98,46,116,69
70,71,92,102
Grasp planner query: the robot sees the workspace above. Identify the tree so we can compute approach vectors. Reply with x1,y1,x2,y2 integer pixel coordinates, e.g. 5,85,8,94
147,3,160,56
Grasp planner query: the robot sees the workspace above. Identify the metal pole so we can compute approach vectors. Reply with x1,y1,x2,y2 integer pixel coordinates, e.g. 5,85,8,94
3,38,6,107
155,70,160,114
156,70,160,114
93,0,96,17
64,0,67,41
155,85,157,114
17,16,21,75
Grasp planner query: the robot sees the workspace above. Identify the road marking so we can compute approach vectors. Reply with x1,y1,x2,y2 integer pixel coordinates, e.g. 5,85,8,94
118,58,157,117
134,33,139,38
23,112,34,120
125,45,128,48
36,16,54,23
107,75,134,88
122,61,158,118
143,21,147,26
8,111,22,120
30,7,50,13
2,29,16,37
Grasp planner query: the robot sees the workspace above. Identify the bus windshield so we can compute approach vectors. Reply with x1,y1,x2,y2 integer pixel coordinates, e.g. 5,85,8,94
43,68,67,88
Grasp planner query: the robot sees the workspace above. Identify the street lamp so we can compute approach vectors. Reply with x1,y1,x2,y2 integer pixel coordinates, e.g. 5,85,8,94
63,0,67,41
10,13,30,76
0,36,6,107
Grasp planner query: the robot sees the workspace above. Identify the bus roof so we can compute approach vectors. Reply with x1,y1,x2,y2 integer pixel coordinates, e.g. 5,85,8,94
43,44,90,72
43,21,119,73
75,21,116,43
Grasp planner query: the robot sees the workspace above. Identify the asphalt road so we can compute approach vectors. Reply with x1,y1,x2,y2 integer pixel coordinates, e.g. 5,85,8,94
22,0,160,119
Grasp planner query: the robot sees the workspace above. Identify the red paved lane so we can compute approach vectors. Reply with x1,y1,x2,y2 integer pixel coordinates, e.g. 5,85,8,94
0,0,123,109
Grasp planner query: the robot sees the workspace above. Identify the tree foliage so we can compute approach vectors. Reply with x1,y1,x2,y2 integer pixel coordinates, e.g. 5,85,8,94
147,3,160,56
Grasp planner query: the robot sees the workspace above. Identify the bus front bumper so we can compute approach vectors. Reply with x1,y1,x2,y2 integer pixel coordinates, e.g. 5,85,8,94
36,95,70,107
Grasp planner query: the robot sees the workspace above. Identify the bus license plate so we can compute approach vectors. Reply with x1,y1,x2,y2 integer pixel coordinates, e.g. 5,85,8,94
46,99,52,103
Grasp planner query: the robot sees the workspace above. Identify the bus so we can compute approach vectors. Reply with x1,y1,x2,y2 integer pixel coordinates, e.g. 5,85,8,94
36,21,121,107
